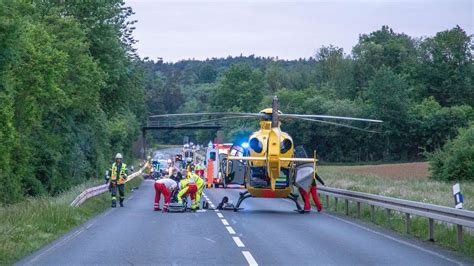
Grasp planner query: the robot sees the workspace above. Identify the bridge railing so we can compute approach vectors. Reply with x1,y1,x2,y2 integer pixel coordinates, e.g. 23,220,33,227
318,186,474,248
70,163,148,207
145,120,220,128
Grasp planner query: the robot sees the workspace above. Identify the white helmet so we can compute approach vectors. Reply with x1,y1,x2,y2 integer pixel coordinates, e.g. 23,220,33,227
115,153,123,159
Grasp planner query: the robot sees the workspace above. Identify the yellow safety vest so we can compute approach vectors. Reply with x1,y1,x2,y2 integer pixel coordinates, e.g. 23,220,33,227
189,173,204,188
111,162,127,185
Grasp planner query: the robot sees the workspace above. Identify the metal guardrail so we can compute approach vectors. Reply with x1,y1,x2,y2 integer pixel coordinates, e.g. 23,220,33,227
318,186,474,248
70,163,148,207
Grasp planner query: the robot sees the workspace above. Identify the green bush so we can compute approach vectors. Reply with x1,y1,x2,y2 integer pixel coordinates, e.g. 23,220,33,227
428,124,474,181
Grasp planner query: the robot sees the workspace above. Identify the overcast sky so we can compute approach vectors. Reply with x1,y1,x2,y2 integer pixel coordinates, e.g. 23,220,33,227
126,0,473,62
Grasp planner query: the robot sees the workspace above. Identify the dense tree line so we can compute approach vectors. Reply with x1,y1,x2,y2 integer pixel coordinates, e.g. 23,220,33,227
0,1,145,204
1,1,472,206
143,26,473,180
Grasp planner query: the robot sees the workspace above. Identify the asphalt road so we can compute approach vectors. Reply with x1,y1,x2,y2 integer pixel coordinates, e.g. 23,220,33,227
18,148,471,265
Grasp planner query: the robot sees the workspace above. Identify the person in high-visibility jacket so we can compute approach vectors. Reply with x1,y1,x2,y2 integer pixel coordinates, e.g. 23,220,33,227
107,153,128,207
195,161,205,177
143,160,153,179
177,170,197,208
187,171,205,209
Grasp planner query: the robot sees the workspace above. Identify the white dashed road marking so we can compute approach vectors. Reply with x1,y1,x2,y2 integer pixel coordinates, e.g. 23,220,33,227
242,251,258,266
233,237,245,247
204,192,258,265
226,226,236,234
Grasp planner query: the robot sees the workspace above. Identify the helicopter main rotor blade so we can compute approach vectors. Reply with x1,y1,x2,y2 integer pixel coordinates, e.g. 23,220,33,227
173,116,258,127
283,116,380,133
149,112,266,118
280,114,383,123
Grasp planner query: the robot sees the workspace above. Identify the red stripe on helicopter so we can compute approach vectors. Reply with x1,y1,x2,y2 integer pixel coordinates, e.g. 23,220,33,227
261,190,277,198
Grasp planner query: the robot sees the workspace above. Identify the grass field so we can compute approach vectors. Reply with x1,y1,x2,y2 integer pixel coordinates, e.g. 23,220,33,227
318,162,473,210
0,177,143,265
317,162,474,256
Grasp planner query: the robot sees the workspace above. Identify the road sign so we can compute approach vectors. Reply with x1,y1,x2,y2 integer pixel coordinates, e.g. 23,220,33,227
453,183,464,209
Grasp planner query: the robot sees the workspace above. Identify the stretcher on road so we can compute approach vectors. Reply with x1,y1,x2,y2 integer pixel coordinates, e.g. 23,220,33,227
167,188,189,213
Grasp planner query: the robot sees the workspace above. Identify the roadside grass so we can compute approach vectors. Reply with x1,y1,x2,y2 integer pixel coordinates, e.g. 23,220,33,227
317,164,474,257
0,177,143,265
319,196,474,257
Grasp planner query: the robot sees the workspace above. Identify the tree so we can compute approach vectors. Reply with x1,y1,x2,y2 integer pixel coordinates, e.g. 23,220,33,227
428,124,474,181
417,26,474,106
364,66,411,159
352,26,418,89
315,45,355,99
212,64,264,112
0,1,145,204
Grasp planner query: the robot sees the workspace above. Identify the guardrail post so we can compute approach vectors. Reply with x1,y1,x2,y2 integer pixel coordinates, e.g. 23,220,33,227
386,209,391,228
357,202,361,218
428,218,434,242
457,225,463,249
326,195,330,209
335,197,338,212
345,199,349,216
405,213,411,234
370,205,375,222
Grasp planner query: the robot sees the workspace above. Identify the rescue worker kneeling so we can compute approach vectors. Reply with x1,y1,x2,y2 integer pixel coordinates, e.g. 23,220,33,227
193,172,205,209
182,170,205,209
177,170,200,210
154,176,177,212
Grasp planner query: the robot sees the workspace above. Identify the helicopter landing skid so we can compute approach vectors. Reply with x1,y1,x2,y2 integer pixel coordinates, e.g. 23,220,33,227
287,193,305,214
233,191,252,212
233,191,305,214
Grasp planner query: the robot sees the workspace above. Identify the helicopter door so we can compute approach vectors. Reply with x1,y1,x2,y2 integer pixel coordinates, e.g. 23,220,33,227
294,163,314,192
221,146,246,186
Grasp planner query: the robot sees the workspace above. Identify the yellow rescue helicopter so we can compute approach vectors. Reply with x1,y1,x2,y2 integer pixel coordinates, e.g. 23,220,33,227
150,96,382,213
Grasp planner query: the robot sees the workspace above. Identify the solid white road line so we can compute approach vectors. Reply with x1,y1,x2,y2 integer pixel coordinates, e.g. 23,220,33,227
325,213,462,266
217,213,224,218
233,236,245,248
226,226,236,234
221,219,229,226
242,251,258,266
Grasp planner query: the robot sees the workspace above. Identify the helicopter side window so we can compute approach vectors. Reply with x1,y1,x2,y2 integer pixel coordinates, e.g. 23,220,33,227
280,139,292,154
249,138,263,153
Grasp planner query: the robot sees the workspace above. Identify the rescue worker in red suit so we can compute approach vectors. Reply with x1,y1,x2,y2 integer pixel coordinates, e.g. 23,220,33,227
154,176,177,211
299,173,325,212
